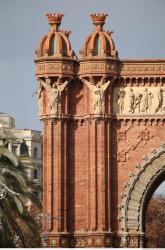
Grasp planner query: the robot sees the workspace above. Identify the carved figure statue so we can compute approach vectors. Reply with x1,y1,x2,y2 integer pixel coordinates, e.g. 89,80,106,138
141,87,149,113
155,87,163,113
148,91,154,113
117,88,125,114
40,77,69,114
81,77,111,113
37,82,44,114
134,93,142,113
128,88,135,113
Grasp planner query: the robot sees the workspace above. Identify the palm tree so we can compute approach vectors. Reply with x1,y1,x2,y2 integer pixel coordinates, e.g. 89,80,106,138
0,144,41,247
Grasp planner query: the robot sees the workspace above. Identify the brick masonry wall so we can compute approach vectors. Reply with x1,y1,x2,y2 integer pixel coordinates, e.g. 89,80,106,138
40,75,165,247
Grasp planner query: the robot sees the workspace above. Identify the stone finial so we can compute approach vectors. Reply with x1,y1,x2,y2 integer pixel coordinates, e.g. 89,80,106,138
90,13,108,31
61,30,72,37
46,13,64,31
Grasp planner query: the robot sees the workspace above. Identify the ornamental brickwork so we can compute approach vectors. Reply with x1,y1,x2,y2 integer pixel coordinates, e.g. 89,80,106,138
34,13,165,247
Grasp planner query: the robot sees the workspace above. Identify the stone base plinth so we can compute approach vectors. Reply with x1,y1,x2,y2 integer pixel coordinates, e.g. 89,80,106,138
41,232,146,248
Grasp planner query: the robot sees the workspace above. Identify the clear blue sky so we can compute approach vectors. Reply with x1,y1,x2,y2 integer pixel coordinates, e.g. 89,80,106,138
0,0,165,130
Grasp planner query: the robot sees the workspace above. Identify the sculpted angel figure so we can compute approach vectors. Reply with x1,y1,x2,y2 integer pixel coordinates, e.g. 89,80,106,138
39,77,69,114
81,76,111,113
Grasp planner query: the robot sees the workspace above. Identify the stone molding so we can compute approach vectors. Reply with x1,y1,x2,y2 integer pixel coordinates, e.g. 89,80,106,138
35,59,165,78
40,114,165,122
79,60,118,76
119,61,165,76
41,231,145,248
119,143,165,236
35,60,76,77
41,232,119,248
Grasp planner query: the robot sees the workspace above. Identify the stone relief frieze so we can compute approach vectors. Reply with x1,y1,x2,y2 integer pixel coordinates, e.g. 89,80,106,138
113,86,165,115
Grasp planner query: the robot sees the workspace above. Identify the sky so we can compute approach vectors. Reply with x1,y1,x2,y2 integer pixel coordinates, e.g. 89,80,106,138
0,0,165,194
0,0,165,130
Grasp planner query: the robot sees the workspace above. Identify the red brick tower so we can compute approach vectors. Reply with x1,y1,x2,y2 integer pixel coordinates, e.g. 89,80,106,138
35,13,77,247
35,13,165,248
35,13,118,247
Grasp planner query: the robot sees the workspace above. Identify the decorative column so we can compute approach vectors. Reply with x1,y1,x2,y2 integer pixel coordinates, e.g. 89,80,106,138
34,13,77,247
79,13,118,247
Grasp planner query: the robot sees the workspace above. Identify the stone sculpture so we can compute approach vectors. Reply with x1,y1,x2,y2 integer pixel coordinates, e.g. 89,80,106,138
81,76,110,113
141,87,149,113
117,88,125,114
155,87,163,113
113,87,165,115
134,93,142,113
148,91,154,113
39,77,69,114
128,88,135,113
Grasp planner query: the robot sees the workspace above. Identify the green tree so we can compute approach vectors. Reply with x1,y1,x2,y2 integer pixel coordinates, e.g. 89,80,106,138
0,144,41,247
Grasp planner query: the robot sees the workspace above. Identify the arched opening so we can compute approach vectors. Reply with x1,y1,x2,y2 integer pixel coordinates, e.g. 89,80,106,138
33,147,38,159
144,177,165,248
93,34,102,55
120,144,165,247
49,34,58,55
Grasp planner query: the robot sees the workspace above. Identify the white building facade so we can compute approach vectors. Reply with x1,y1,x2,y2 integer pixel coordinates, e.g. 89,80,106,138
0,113,43,200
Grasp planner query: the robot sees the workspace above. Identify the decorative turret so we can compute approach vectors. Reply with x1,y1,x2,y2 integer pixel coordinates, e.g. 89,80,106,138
35,13,75,59
80,13,118,58
79,13,118,78
35,13,77,119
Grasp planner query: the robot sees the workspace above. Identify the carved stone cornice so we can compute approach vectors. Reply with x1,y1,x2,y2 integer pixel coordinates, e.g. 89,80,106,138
119,59,165,77
115,76,165,87
40,113,165,127
112,115,165,126
35,59,78,77
39,113,113,123
35,59,165,79
79,58,118,76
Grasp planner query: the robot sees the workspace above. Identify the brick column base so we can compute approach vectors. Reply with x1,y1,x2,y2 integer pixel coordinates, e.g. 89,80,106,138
41,232,146,248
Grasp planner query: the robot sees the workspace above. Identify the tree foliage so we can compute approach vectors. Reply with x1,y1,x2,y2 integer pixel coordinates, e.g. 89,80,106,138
145,195,165,248
0,145,42,247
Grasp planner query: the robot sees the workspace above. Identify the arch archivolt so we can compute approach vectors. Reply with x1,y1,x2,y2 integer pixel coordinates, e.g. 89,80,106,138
120,143,165,235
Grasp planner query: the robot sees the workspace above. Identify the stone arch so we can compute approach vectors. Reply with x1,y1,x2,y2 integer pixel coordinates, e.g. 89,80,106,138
120,144,165,246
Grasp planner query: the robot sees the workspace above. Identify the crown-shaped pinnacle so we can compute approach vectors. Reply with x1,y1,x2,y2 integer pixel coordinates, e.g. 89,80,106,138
90,13,108,31
46,13,64,31
61,30,72,37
